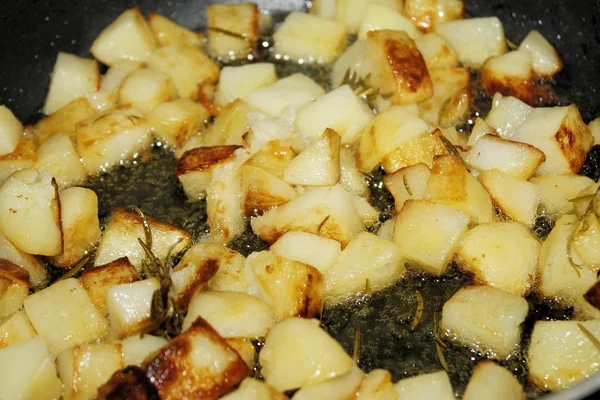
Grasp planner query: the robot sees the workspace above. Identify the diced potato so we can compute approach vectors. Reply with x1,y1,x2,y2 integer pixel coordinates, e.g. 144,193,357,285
246,140,296,179
393,200,469,275
106,278,160,339
395,371,454,400
43,52,99,115
381,130,449,173
0,134,36,184
226,337,256,370
35,98,96,143
415,32,459,69
0,260,30,321
310,0,337,19
119,334,168,366
478,169,539,225
79,258,140,316
274,12,347,63
481,50,534,104
0,106,23,156
356,369,396,400
148,12,202,47
350,193,380,227
24,278,108,354
463,361,524,400
529,320,600,391
403,0,465,31
57,343,123,400
519,30,562,77
170,245,221,310
296,85,372,146
384,163,431,212
251,184,363,246
144,316,248,399
485,93,533,139
426,155,494,224
215,64,277,107
147,98,209,148
357,106,432,173
464,134,545,180
325,232,403,303
177,145,242,200
189,244,247,293
436,17,507,68
441,285,528,358
377,217,396,241
0,336,62,400
331,40,366,88
569,214,600,268
293,364,365,400
242,165,298,217
147,44,220,99
271,231,342,275
0,232,46,289
88,60,144,111
93,208,191,274
207,3,259,60
247,73,325,116
419,67,471,127
197,100,253,148
284,128,341,186
245,251,324,319
358,4,421,40
512,105,594,175
0,168,62,256
34,134,87,189
221,377,288,400
589,118,600,145
91,8,157,66
117,68,175,113
530,174,595,216
260,317,353,392
183,290,276,337
571,182,600,218
468,117,496,146
457,221,540,297
363,30,432,106
76,108,152,175
0,310,36,348
340,147,368,196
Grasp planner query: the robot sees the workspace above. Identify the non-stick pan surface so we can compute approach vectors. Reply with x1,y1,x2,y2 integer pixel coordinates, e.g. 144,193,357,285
1,0,600,399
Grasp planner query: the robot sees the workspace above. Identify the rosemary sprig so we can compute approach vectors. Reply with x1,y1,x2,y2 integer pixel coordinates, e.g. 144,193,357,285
317,215,331,234
340,68,390,103
353,327,362,364
56,256,89,281
411,291,424,331
439,135,470,172
578,323,600,352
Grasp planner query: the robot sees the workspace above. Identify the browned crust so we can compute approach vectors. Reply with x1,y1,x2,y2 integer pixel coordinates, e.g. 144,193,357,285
584,280,600,311
383,35,431,95
98,366,160,400
79,258,140,311
555,106,594,173
481,72,535,105
295,269,324,318
50,176,64,255
0,259,30,283
176,145,241,176
110,208,192,243
174,258,219,310
0,136,36,162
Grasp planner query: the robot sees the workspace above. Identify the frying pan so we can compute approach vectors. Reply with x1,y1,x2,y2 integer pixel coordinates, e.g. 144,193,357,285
1,0,600,399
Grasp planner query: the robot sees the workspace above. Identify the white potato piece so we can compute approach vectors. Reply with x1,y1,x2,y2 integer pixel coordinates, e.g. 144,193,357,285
0,260,30,321
325,232,403,303
88,60,144,111
34,133,87,189
416,32,459,70
340,147,368,195
284,128,341,186
358,4,421,40
226,337,256,370
43,52,99,115
0,232,46,289
0,336,62,400
148,12,202,47
485,93,533,139
384,163,431,212
24,278,108,354
570,213,600,268
589,118,600,145
377,217,396,241
381,130,449,174
271,231,341,274
395,371,454,400
242,165,298,217
457,222,540,297
106,278,160,339
147,98,210,147
530,174,594,216
519,29,562,77
246,140,296,178
419,67,471,128
296,85,372,146
91,8,157,66
529,320,600,391
0,168,62,256
310,0,337,19
394,200,469,275
274,12,347,63
215,63,277,106
463,361,525,400
442,285,528,358
480,50,534,105
207,3,259,60
57,342,123,400
247,73,325,116
0,106,22,156
191,244,247,293
0,310,36,349
222,377,288,400
183,290,276,337
35,98,95,143
260,317,353,392
118,68,175,113
468,117,496,146
292,364,364,400
404,0,465,31
331,40,366,88
356,369,396,400
0,134,36,184
119,334,168,366
436,17,507,68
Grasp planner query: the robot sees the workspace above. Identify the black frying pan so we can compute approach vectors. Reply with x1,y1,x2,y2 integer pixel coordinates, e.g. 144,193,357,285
1,0,600,399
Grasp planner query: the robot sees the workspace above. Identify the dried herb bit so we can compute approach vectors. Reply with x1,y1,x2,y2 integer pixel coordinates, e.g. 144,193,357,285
340,68,389,103
127,115,142,125
411,291,424,331
403,174,413,196
439,135,470,172
435,340,449,372
56,256,89,281
578,323,600,352
353,327,362,364
317,215,331,233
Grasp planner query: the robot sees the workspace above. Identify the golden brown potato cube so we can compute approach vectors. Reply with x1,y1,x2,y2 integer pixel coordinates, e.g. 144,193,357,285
0,260,29,321
177,145,242,200
292,364,365,400
481,50,534,105
364,29,433,105
149,12,203,47
419,67,471,127
246,250,324,320
106,278,160,339
198,99,254,148
383,163,432,212
207,3,259,60
182,243,247,293
0,134,36,184
242,165,298,217
463,361,525,400
0,232,46,290
34,98,96,144
34,133,87,190
224,339,257,371
147,44,220,99
79,258,140,316
403,0,465,31
147,99,210,148
518,30,563,78
117,68,176,114
381,129,449,173
415,32,459,69
0,310,36,348
246,140,296,179
143,316,248,400
0,106,22,157
89,60,144,112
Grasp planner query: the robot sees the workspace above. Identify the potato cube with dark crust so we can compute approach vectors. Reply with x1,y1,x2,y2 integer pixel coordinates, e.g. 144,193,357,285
481,50,535,105
143,316,249,400
242,165,298,217
0,232,47,290
363,29,433,106
79,258,140,316
177,145,242,200
0,134,36,184
207,3,259,60
0,260,30,321
381,129,449,173
98,366,160,400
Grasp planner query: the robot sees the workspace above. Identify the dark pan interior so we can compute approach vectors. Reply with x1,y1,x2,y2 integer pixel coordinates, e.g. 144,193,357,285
1,0,600,399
